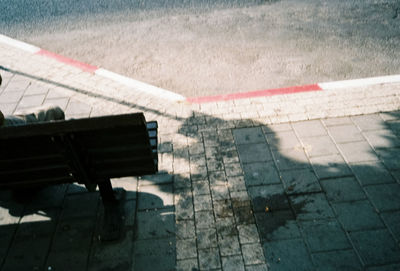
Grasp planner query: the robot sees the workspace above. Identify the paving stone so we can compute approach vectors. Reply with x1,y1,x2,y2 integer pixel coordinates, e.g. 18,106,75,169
0,102,17,114
301,135,339,157
138,184,173,210
262,123,292,134
194,194,213,211
134,237,175,271
243,162,281,186
90,230,134,265
237,224,260,244
254,210,301,241
237,143,272,163
352,114,385,131
219,235,241,256
175,189,194,220
328,125,364,143
197,228,218,249
222,255,245,271
207,158,225,172
65,99,92,116
364,183,400,212
51,217,95,252
300,219,351,252
192,182,209,197
198,247,221,270
271,148,310,171
310,154,352,179
176,220,196,239
266,130,301,150
248,184,289,212
363,129,400,149
366,263,400,271
216,217,238,237
321,177,366,202
376,148,400,170
195,210,215,229
263,239,313,271
211,185,230,200
245,264,269,271
224,162,244,177
88,258,130,271
233,127,266,145
47,250,89,271
387,120,400,135
176,258,198,271
350,229,400,266
332,200,384,231
222,149,240,164
2,234,52,271
311,250,362,271
209,171,228,186
214,199,234,218
140,173,173,186
381,211,400,241
174,173,192,190
350,161,395,186
290,193,335,221
176,238,197,260
60,192,99,219
16,94,46,109
292,120,327,138
234,205,256,225
227,176,247,191
322,117,353,126
136,207,175,239
338,141,379,163
241,243,265,265
18,210,58,238
0,90,24,103
281,168,321,194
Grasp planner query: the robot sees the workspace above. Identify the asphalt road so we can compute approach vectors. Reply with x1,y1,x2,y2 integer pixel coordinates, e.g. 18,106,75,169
1,0,399,97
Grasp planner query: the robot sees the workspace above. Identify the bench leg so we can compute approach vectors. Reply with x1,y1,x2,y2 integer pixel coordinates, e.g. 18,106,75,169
98,179,116,203
98,179,124,241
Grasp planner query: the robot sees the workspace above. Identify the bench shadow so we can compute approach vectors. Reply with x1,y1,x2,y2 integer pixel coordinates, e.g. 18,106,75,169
0,183,175,271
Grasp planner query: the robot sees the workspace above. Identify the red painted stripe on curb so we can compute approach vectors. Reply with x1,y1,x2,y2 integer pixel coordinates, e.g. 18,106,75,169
37,50,98,73
186,84,323,103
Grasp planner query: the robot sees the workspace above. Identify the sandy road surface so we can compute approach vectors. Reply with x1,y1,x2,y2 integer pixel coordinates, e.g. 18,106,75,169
1,0,399,97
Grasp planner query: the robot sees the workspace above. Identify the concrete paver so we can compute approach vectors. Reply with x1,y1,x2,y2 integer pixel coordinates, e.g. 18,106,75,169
1,41,400,271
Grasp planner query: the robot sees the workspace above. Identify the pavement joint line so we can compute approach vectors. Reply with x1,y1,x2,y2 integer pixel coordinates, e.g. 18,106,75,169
2,33,400,105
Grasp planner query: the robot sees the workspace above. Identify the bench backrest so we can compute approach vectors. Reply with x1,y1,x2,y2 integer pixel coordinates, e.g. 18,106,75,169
0,113,158,188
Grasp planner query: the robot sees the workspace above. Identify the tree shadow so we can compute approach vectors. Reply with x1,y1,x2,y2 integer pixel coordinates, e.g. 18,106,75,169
170,109,400,269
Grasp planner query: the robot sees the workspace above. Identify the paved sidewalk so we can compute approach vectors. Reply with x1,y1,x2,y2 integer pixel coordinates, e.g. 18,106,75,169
1,41,400,271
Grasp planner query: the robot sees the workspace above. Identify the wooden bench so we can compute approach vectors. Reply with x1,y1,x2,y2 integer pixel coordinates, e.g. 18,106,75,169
0,112,158,240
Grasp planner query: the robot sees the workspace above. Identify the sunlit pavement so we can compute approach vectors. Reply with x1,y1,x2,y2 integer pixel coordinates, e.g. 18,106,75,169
1,40,400,270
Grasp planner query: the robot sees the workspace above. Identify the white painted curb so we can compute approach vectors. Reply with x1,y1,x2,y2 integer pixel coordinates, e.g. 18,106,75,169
95,68,185,102
319,75,400,90
0,34,40,53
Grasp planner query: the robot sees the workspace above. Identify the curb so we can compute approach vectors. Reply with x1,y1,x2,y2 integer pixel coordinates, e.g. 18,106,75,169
0,34,186,102
2,34,400,104
187,75,400,103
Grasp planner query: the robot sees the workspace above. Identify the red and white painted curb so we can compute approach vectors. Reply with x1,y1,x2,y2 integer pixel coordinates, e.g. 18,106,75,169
0,34,185,102
187,75,400,103
2,34,400,104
